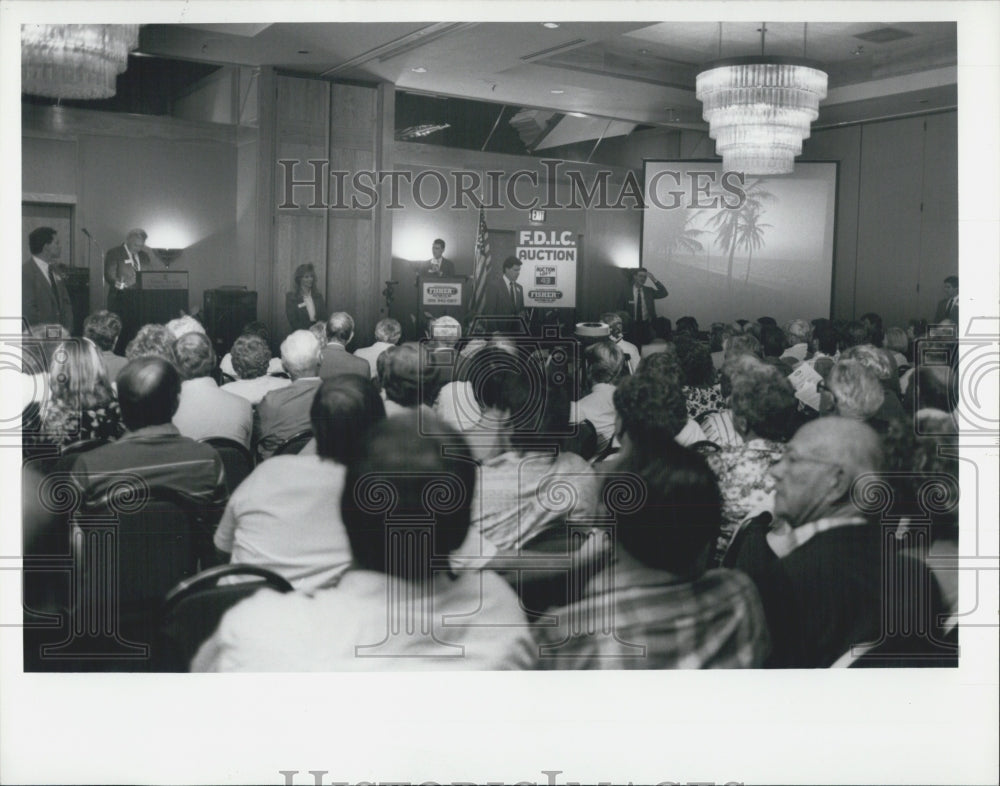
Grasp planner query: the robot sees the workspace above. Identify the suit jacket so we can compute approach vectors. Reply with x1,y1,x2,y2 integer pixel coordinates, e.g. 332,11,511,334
22,259,73,333
419,257,456,278
318,344,370,381
933,296,958,323
622,279,668,323
285,291,328,332
172,377,254,449
481,274,524,316
104,245,153,290
254,377,322,459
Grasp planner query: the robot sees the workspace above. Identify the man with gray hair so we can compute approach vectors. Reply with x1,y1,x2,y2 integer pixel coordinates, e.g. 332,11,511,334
255,330,323,460
824,359,885,423
727,416,947,667
172,331,253,448
354,317,402,378
319,311,369,380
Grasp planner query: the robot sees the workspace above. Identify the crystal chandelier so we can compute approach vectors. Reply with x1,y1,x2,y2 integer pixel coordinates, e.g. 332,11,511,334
22,24,140,100
696,25,827,175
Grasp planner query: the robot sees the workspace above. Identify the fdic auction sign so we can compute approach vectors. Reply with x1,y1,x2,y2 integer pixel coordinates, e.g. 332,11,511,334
516,229,577,309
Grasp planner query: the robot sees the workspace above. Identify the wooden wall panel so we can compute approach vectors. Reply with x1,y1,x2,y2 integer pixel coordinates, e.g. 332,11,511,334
918,112,959,322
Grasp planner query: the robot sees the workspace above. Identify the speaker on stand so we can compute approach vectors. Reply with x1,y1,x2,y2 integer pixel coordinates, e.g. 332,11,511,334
203,288,258,359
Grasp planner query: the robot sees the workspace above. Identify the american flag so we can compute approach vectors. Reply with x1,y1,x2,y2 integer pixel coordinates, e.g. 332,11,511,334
470,206,491,314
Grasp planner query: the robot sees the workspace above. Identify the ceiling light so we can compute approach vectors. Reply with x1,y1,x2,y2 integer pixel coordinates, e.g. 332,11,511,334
550,89,564,94
22,24,140,99
543,23,560,29
695,24,827,175
567,112,587,118
297,50,310,55
410,66,427,73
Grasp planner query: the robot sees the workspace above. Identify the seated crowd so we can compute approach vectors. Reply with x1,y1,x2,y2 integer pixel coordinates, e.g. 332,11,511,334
20,301,960,671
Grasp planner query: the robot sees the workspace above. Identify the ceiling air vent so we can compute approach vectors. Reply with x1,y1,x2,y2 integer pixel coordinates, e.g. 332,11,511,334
853,27,915,44
520,39,587,62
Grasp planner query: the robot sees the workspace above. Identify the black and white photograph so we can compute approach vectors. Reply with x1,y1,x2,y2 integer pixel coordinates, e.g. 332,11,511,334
2,2,997,784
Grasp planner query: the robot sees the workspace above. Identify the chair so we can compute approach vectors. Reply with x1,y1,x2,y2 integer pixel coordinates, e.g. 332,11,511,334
273,429,313,456
159,564,294,671
201,437,254,493
60,437,109,457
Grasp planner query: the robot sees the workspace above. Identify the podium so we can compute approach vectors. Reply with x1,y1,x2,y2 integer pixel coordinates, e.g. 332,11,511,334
111,271,189,350
416,274,467,334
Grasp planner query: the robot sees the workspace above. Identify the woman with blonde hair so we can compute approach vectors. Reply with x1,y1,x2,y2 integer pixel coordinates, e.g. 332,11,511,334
39,338,125,448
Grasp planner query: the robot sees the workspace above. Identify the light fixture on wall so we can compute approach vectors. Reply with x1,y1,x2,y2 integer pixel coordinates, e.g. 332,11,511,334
695,23,827,175
153,248,183,267
21,24,140,99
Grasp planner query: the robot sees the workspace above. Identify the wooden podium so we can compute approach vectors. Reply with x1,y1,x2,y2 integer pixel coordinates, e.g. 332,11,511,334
112,271,189,349
416,274,467,334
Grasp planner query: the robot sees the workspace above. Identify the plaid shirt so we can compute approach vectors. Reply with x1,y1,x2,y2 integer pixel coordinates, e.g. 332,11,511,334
532,548,770,669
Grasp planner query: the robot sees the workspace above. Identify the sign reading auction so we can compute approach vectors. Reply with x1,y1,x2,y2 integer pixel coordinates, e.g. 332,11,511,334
421,279,463,307
516,229,577,308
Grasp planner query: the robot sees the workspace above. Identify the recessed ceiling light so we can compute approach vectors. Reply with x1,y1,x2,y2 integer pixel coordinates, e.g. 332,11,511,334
411,66,427,73
567,112,586,118
550,89,564,94
543,23,560,29
297,50,310,55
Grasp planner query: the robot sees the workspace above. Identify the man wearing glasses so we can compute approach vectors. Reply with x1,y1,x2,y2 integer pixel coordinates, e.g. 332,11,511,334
726,417,948,667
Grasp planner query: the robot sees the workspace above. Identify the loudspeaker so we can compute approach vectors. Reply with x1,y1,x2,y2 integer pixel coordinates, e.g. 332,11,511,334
203,289,257,357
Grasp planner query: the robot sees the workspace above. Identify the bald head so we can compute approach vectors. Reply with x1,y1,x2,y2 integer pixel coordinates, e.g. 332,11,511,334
117,357,181,430
794,416,883,477
280,330,321,380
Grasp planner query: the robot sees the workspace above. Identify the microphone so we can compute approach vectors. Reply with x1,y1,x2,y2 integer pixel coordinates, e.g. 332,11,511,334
81,228,92,238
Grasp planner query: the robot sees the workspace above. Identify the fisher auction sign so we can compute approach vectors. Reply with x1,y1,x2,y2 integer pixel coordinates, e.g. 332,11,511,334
421,280,463,306
516,229,578,308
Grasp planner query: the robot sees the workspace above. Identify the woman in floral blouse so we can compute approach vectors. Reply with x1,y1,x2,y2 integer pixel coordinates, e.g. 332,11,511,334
706,355,797,564
675,335,724,419
39,338,125,449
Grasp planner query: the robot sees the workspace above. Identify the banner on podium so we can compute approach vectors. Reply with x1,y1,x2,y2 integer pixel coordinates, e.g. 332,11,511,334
420,278,463,307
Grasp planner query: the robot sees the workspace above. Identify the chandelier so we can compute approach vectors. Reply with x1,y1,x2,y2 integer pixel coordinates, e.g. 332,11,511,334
695,25,827,175
22,24,140,100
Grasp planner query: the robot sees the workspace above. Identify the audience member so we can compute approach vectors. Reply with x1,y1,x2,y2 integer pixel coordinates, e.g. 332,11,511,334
614,354,706,454
722,332,763,362
781,319,812,364
600,312,639,374
165,314,206,340
675,335,722,419
381,343,438,417
125,323,175,364
883,327,911,371
727,417,947,667
220,321,283,379
309,320,329,350
472,353,599,550
824,359,884,423
674,315,699,339
570,340,624,454
220,333,291,404
533,442,770,668
706,356,796,562
859,312,884,347
354,317,402,377
255,330,323,460
172,332,253,448
192,411,536,671
319,312,369,380
83,310,128,381
639,316,672,358
214,375,386,590
38,338,125,449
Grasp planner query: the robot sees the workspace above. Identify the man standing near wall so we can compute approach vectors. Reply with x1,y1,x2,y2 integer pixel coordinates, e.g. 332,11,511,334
23,227,73,334
933,276,959,324
622,267,668,346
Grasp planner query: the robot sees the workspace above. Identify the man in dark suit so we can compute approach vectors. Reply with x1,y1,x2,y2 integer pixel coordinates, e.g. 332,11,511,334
621,267,668,345
480,256,525,319
104,228,152,295
933,275,959,324
419,238,456,278
255,330,324,460
23,226,73,334
318,312,371,381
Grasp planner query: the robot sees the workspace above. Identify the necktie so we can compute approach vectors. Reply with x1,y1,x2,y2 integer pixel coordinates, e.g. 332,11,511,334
48,267,63,322
510,281,517,309
635,287,644,321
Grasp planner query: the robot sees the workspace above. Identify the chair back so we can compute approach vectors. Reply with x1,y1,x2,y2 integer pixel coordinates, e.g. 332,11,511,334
160,564,294,670
201,437,254,492
274,429,313,456
61,437,109,457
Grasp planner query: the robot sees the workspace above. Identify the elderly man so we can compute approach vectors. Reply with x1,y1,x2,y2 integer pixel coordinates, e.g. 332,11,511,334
172,332,253,448
570,340,625,455
105,228,152,344
727,417,947,667
600,312,640,374
318,311,369,380
354,317,402,378
255,330,323,460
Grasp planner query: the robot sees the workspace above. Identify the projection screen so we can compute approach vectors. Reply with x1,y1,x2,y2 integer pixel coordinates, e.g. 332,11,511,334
640,160,838,328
